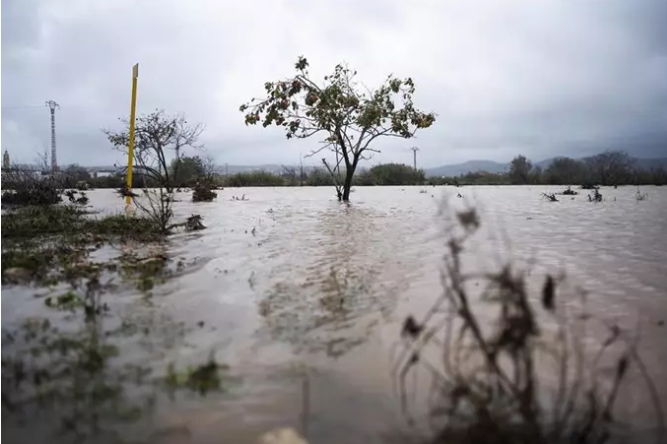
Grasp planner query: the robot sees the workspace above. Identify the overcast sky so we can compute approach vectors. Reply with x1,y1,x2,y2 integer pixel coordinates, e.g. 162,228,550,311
2,0,666,168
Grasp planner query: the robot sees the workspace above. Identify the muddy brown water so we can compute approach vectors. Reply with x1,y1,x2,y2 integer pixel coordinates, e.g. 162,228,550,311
2,185,667,444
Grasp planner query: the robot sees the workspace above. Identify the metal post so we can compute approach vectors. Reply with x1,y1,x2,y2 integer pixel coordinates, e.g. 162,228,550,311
125,63,139,207
45,100,60,173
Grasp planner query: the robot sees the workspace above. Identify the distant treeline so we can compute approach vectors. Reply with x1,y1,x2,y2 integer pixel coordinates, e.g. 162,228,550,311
53,161,427,189
429,151,667,186
6,150,665,190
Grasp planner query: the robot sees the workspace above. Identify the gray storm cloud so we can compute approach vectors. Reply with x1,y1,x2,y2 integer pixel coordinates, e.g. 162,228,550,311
2,0,666,167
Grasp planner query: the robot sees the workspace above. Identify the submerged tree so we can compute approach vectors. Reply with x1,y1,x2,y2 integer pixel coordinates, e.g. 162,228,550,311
240,56,436,201
585,150,634,186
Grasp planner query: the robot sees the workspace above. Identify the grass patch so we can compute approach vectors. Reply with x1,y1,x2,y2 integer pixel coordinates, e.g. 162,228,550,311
1,204,204,287
1,205,170,286
1,205,163,243
1,239,98,284
1,243,175,290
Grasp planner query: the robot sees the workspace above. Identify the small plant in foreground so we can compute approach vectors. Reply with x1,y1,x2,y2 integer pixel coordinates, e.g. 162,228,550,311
394,197,664,444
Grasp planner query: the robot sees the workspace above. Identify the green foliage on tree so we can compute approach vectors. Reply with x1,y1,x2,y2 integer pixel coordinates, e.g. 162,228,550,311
171,156,205,186
509,155,533,185
240,56,436,201
544,157,585,185
358,163,425,186
224,170,285,187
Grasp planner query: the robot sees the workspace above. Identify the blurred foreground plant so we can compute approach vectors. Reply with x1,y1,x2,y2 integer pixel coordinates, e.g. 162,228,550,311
394,197,664,444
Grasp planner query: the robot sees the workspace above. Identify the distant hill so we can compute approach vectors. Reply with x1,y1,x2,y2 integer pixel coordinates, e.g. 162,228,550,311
628,157,667,171
535,156,667,170
424,160,509,177
425,156,667,178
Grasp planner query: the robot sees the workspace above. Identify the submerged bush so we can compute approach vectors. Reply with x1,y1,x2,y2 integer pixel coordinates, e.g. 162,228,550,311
192,181,217,202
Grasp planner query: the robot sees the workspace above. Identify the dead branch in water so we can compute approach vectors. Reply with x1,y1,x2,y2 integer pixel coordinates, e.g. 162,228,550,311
393,198,663,444
542,192,559,202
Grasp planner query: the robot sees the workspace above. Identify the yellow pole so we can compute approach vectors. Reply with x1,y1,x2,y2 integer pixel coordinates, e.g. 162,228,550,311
125,63,139,207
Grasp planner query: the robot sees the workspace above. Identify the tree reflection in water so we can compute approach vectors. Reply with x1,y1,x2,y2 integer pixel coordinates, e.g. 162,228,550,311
257,204,402,357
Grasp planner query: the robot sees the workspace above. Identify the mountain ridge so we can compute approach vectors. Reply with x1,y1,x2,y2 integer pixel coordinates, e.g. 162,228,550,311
423,156,667,177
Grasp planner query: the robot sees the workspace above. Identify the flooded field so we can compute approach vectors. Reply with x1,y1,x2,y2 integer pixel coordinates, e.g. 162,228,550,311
3,185,667,444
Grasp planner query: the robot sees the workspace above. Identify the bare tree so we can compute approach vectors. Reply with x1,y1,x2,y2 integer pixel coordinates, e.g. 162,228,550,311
33,147,49,174
281,165,298,185
103,110,205,233
105,110,204,191
200,154,218,183
585,150,634,186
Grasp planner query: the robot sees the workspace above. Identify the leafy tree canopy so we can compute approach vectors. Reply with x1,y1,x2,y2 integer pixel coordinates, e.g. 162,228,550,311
240,56,436,200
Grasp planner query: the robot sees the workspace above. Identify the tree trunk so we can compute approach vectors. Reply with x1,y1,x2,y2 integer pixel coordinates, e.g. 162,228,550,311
342,164,355,201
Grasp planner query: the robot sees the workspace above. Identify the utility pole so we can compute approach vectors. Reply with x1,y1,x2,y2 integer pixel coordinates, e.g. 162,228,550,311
410,146,420,171
45,100,60,173
299,151,304,186
3,149,10,170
